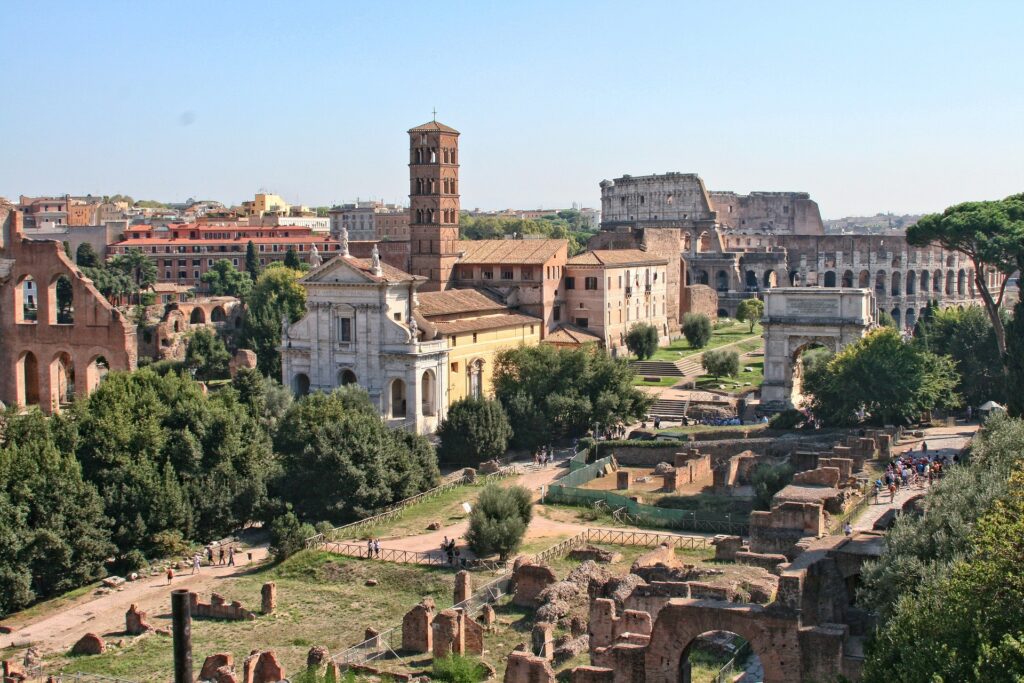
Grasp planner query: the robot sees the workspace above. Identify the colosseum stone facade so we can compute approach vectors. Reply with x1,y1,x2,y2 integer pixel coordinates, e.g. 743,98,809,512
597,172,994,327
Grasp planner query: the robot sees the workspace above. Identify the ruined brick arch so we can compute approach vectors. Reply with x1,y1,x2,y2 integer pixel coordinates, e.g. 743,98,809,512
857,269,870,288
190,307,206,324
15,350,40,407
83,353,111,393
644,602,800,683
13,273,37,324
49,350,76,408
790,336,838,361
211,305,227,323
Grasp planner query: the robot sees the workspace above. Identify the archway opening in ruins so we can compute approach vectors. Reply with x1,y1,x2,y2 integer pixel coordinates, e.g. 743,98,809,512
390,378,407,418
715,270,729,292
932,270,942,293
339,368,357,386
957,269,966,296
679,631,763,683
16,275,38,323
874,270,886,295
891,271,901,296
190,308,206,325
906,271,916,295
945,270,954,296
17,351,40,407
763,270,777,289
695,270,709,286
86,355,109,393
745,270,758,290
293,373,310,397
51,352,76,407
697,231,713,253
823,271,836,287
906,308,917,330
51,275,74,325
791,343,831,408
841,270,854,288
789,270,800,286
211,306,227,323
858,269,870,288
890,307,902,330
920,270,930,292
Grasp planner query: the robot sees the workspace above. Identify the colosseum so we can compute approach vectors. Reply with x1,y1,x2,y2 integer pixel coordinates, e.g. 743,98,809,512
593,172,993,329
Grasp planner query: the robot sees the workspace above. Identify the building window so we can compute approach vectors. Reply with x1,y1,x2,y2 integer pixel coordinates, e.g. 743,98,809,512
553,305,561,322
232,258,238,266
501,269,513,280
451,362,459,372
472,332,478,343
575,317,589,328
193,270,200,279
393,313,401,321
339,317,352,342
585,277,598,290
192,259,200,266
450,335,457,347
565,277,575,290
483,270,493,280
461,269,473,278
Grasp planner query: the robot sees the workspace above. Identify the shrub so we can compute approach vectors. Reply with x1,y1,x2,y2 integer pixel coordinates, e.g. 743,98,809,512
751,462,794,510
682,313,713,349
625,322,660,360
432,655,489,683
149,530,191,558
768,409,805,430
269,509,315,561
437,397,513,466
702,349,740,378
465,484,532,561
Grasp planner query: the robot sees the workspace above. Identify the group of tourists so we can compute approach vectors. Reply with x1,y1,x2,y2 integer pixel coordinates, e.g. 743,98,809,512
533,446,555,466
165,544,237,583
440,536,461,565
365,538,382,558
873,441,953,502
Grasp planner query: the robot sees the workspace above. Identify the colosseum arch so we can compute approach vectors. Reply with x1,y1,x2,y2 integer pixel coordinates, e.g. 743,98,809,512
857,270,870,288
840,270,854,288
906,271,916,295
957,269,966,296
760,289,873,410
945,270,954,296
822,271,836,287
891,271,901,296
921,270,930,291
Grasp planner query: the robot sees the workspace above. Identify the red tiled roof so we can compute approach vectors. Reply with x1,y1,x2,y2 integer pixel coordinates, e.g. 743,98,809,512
430,312,540,335
567,249,667,267
544,324,602,345
455,239,567,265
408,120,460,134
417,289,507,318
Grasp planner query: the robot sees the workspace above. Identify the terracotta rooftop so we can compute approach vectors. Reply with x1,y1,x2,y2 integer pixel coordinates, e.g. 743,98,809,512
455,239,567,265
408,120,460,134
337,255,416,284
430,312,540,335
544,324,603,345
566,249,668,267
417,289,507,318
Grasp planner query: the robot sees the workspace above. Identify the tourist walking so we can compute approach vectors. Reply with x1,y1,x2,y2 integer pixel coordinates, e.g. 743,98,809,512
192,554,201,575
228,546,235,566
166,566,174,584
206,546,214,564
373,539,381,558
219,547,225,565
367,539,374,558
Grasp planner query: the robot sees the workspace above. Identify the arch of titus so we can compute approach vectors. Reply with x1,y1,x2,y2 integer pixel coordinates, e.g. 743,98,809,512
760,288,874,411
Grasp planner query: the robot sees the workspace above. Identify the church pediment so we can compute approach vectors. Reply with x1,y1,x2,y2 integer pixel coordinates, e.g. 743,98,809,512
301,255,378,285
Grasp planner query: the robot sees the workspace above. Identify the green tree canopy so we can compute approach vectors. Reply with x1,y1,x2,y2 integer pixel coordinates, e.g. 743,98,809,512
272,388,440,523
283,246,302,269
806,327,959,425
735,298,764,333
108,248,157,304
907,194,1024,359
682,313,713,349
625,323,660,360
701,349,740,379
75,242,101,268
72,370,276,557
0,410,114,617
492,345,652,449
437,397,513,466
201,259,253,297
184,328,231,381
245,240,261,280
861,416,1024,682
914,304,1006,407
465,484,532,561
241,266,307,377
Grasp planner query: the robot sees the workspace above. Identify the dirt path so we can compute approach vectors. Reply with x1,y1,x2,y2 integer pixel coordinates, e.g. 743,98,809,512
0,547,269,655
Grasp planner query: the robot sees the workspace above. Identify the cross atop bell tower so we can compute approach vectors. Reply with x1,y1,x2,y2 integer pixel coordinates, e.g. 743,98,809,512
408,119,460,290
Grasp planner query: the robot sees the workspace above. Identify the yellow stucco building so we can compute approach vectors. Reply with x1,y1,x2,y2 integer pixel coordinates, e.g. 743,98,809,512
416,290,542,404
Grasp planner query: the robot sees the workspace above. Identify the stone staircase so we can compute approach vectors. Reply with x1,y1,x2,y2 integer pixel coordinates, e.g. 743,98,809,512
647,397,689,420
630,360,685,377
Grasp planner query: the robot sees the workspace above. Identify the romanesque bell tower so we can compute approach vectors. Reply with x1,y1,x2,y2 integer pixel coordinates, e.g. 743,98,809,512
408,119,460,290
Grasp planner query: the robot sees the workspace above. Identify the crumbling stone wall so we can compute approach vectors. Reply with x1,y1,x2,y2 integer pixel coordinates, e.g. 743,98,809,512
749,502,825,559
792,466,841,487
512,562,558,607
680,284,718,320
671,449,712,486
401,598,435,653
503,650,555,683
588,599,653,649
189,592,256,621
432,609,465,659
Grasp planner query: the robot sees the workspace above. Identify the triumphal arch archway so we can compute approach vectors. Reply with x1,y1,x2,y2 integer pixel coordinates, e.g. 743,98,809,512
760,288,874,410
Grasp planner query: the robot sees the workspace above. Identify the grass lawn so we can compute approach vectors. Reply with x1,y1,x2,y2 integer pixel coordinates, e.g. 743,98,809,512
50,552,456,682
344,483,484,540
647,322,762,362
693,360,764,394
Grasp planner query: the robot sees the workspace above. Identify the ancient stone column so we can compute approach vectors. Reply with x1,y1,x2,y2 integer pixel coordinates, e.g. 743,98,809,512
261,582,276,615
532,622,554,660
454,570,472,604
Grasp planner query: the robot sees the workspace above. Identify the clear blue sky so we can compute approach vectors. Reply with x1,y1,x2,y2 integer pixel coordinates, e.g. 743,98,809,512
2,1,1022,218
